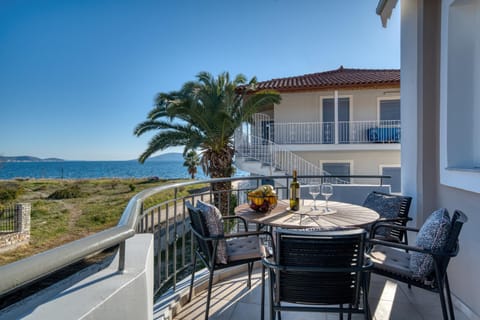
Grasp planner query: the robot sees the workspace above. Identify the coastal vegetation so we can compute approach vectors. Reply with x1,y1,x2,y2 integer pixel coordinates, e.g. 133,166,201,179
0,177,196,266
183,150,200,179
0,182,24,201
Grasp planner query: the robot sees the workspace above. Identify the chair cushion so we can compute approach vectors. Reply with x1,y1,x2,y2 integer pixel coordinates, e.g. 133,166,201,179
226,236,263,262
362,192,405,236
409,208,451,279
196,200,228,264
369,245,412,278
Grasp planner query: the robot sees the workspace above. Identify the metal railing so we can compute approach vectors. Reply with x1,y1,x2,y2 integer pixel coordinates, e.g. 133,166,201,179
0,205,17,233
272,120,401,144
234,130,349,184
134,174,392,296
0,174,390,303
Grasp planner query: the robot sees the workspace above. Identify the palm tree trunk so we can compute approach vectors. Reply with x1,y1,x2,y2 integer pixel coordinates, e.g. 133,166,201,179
211,180,232,216
208,148,235,216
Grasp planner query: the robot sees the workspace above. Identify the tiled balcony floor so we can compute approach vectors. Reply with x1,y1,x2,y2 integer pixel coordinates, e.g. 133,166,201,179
171,269,469,320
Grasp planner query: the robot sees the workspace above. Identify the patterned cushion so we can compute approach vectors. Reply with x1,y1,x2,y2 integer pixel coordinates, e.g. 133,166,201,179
409,208,451,279
196,200,228,264
363,192,405,236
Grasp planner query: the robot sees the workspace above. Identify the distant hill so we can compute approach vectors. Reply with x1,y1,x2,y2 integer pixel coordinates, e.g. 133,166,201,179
145,153,184,162
0,156,64,162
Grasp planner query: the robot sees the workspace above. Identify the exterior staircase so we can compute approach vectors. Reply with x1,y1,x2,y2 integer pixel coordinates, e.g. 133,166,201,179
234,127,346,185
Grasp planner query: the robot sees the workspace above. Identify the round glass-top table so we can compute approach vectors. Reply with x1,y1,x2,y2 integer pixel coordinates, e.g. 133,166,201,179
235,200,379,229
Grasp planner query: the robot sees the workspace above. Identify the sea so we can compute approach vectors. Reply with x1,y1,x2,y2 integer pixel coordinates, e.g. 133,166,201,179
0,160,249,180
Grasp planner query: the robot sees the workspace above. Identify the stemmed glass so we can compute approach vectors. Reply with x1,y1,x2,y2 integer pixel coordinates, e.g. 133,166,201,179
308,182,321,210
321,183,333,212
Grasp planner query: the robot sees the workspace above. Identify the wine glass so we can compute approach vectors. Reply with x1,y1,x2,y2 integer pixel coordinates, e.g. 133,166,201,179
321,183,333,212
308,183,321,210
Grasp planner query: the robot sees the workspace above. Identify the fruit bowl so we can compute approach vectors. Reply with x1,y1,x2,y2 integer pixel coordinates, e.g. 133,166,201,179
248,195,278,213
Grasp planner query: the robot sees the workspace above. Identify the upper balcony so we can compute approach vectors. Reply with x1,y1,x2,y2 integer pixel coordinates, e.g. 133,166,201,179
251,119,401,152
272,120,400,144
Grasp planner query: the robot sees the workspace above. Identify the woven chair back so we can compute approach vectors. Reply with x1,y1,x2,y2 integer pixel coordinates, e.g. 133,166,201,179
275,229,367,305
186,202,214,263
439,210,468,272
363,191,412,241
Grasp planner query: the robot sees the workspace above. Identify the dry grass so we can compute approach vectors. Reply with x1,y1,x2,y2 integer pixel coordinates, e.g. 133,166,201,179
0,178,202,266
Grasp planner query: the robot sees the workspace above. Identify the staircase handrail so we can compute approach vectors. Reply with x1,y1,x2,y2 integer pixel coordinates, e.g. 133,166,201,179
234,130,348,184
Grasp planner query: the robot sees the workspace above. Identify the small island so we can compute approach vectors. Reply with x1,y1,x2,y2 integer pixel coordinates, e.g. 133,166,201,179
0,156,64,162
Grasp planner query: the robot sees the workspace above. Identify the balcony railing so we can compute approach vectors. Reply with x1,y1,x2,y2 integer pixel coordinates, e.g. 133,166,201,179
234,133,351,184
0,174,390,309
272,120,401,144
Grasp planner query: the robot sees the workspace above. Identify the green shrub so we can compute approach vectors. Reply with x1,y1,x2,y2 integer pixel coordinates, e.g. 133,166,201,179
0,189,17,201
128,183,136,192
48,185,83,199
0,183,24,202
224,193,238,233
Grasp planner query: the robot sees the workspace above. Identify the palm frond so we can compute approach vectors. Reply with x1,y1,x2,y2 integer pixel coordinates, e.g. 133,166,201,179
138,129,199,163
134,119,190,136
133,120,163,136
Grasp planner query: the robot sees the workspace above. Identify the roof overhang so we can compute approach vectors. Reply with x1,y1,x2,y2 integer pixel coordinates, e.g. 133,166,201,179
376,0,399,27
263,83,400,94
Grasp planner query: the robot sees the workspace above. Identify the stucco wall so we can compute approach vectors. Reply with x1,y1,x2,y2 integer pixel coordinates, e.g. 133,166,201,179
436,0,480,317
437,185,480,318
274,88,399,123
296,150,400,183
401,0,480,318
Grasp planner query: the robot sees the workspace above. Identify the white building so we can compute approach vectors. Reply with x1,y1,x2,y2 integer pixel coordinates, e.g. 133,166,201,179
235,66,402,190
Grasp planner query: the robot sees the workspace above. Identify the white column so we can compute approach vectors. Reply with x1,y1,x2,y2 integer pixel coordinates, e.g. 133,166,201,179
334,90,339,144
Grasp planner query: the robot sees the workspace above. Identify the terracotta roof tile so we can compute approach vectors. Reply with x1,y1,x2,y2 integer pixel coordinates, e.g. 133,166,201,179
253,66,400,92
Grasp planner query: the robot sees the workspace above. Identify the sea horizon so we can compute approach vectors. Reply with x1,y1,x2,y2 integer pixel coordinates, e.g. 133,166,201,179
0,159,249,180
0,152,184,163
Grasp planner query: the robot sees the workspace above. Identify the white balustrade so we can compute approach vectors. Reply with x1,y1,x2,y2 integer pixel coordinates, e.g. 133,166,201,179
272,120,401,144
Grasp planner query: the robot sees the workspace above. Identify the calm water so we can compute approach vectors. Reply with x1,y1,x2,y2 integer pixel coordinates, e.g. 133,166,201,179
0,161,248,180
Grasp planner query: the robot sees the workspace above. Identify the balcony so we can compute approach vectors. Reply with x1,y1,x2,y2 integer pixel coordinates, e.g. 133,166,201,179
257,120,401,145
165,268,469,320
0,176,470,319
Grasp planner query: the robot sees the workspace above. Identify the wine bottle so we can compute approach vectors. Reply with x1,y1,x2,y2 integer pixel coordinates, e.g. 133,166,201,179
289,170,300,211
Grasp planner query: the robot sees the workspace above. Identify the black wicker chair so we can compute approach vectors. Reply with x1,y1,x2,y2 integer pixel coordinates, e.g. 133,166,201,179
186,201,272,320
368,209,468,320
363,191,412,245
262,228,372,320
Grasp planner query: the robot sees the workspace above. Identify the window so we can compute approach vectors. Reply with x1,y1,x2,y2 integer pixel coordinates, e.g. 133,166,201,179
322,97,350,144
381,166,401,193
379,99,400,121
440,0,480,193
322,162,351,183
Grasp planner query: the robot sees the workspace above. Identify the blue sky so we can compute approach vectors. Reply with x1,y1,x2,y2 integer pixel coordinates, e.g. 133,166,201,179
0,0,400,161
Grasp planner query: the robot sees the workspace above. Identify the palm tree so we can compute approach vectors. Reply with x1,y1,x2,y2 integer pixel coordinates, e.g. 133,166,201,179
134,71,281,213
183,150,200,179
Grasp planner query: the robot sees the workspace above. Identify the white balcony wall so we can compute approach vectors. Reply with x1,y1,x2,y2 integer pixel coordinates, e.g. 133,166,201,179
1,234,154,320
